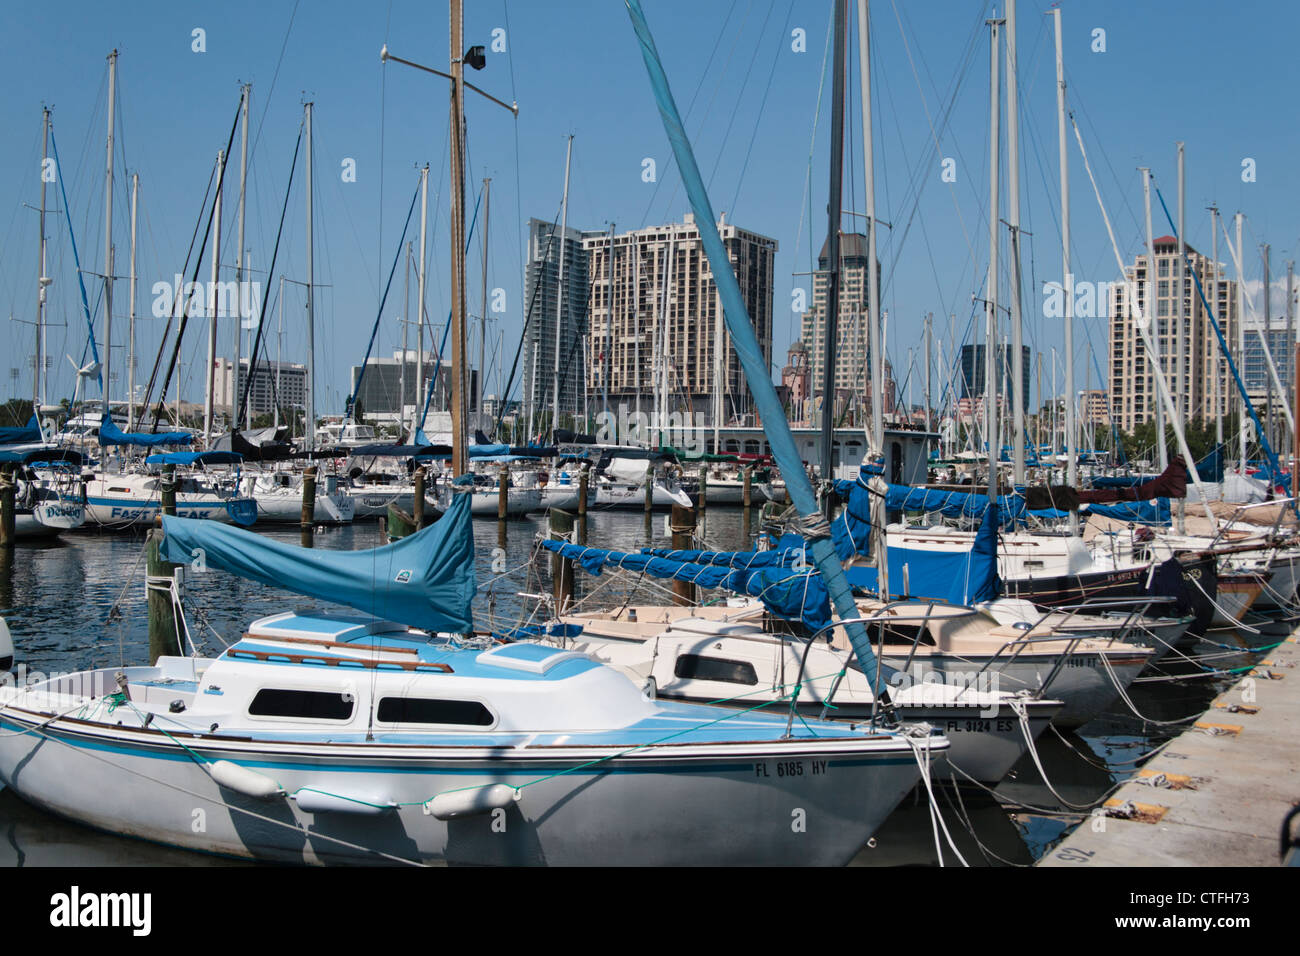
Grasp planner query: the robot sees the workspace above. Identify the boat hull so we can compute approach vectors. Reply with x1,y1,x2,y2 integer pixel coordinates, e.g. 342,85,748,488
0,709,934,866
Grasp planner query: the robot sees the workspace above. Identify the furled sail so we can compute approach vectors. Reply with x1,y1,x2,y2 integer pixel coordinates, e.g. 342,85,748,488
161,492,475,632
99,418,193,447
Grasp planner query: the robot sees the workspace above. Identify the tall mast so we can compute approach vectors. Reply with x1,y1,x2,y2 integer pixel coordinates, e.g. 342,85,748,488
605,222,614,429
236,83,251,430
275,275,284,430
415,164,429,439
924,313,932,433
305,101,315,453
449,0,468,474
1176,143,1185,532
1289,258,1296,446
820,0,847,491
401,240,411,434
102,49,118,419
35,107,51,412
551,136,573,440
479,177,490,422
1006,0,1025,484
1141,168,1167,470
1264,243,1273,451
1236,212,1246,468
204,151,223,445
1210,205,1222,445
1052,7,1076,526
985,16,1001,496
857,0,882,456
128,173,138,430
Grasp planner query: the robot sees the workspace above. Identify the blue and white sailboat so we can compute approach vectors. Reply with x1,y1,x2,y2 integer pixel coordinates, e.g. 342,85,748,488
0,493,943,865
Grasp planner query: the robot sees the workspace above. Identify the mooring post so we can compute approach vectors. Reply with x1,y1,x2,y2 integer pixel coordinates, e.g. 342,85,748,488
670,502,697,607
301,465,317,528
146,527,182,664
698,465,708,514
742,464,753,509
644,464,654,513
497,468,508,521
413,465,426,528
577,465,589,545
160,463,177,517
0,465,15,549
549,508,575,614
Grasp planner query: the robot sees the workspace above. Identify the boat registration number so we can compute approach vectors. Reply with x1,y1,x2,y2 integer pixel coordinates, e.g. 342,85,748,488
943,719,1014,733
754,759,829,778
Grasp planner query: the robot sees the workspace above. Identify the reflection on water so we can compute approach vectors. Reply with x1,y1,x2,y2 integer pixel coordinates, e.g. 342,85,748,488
0,510,1280,866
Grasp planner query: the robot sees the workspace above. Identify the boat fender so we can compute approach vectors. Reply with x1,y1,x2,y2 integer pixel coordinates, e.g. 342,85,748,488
292,789,396,815
0,618,12,672
209,760,286,800
424,784,519,820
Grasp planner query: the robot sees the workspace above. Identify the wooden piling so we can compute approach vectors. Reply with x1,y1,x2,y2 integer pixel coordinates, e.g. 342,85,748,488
742,464,753,509
146,527,182,664
698,467,708,513
0,465,14,549
577,466,589,545
644,464,654,513
497,469,508,521
301,465,317,528
670,503,696,607
160,463,177,517
413,465,426,528
549,508,575,614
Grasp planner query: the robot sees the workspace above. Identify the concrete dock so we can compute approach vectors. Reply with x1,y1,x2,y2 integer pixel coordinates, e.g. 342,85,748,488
1039,627,1300,867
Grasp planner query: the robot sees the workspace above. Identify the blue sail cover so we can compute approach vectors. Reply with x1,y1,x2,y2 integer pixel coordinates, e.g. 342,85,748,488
844,502,1001,605
161,492,475,632
0,415,41,445
144,451,243,466
541,540,831,632
638,547,802,569
100,418,193,448
1085,499,1172,524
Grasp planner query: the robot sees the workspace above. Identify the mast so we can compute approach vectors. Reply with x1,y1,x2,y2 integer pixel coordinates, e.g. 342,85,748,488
275,275,284,430
305,101,315,453
605,222,614,430
479,177,490,422
237,84,251,430
1237,212,1246,468
401,240,411,434
924,313,932,433
35,107,51,412
1006,0,1025,484
102,49,118,420
985,16,1001,496
1141,168,1167,470
820,0,847,491
1289,259,1296,451
449,0,469,475
1176,142,1185,531
128,172,138,430
1053,7,1076,527
857,0,882,456
416,164,429,440
1264,243,1273,451
204,151,223,445
1211,205,1221,445
551,135,573,440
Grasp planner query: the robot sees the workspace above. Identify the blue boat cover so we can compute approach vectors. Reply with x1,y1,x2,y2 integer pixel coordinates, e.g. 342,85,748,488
144,451,243,466
99,418,193,448
0,415,41,445
639,547,802,568
161,492,475,632
541,540,831,632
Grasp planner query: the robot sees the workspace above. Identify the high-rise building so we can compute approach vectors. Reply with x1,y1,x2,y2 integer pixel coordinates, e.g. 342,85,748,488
799,233,894,421
1242,325,1292,393
348,350,474,424
1108,235,1237,433
585,212,776,429
522,218,592,428
213,357,307,418
958,344,1031,414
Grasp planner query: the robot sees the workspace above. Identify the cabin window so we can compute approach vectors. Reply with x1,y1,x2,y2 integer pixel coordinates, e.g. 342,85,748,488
248,689,354,721
376,697,495,726
673,654,758,685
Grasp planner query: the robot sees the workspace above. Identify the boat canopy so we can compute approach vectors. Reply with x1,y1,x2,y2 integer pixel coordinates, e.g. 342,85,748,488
0,447,82,467
160,492,475,633
145,451,243,466
540,540,831,632
99,418,193,448
0,416,42,445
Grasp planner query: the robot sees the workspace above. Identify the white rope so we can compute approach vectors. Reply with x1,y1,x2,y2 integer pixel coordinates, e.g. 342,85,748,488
902,729,968,867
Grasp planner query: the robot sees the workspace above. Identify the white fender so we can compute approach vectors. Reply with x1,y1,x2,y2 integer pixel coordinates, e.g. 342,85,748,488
209,760,285,800
0,618,13,671
424,784,519,820
292,788,395,815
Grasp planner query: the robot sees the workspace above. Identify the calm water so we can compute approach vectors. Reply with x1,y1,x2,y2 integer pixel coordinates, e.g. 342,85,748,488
0,509,1280,866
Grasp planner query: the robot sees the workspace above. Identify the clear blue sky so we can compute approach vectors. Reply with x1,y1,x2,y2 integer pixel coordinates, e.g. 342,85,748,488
2,0,1297,417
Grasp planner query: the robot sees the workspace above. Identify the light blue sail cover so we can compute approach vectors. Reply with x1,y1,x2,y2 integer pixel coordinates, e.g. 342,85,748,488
541,540,831,632
161,492,475,632
638,547,802,569
100,418,193,448
625,0,878,672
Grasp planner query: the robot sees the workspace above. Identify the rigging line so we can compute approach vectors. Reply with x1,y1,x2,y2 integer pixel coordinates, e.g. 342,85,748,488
238,127,304,428
706,0,778,194
637,0,742,229
248,0,302,162
730,0,797,217
150,97,244,431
